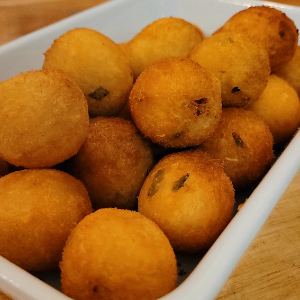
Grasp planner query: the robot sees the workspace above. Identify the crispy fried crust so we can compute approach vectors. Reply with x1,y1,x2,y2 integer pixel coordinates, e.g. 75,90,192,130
60,208,177,300
275,46,300,97
189,32,270,107
247,75,300,146
0,169,93,272
68,117,154,210
124,17,205,80
138,150,235,253
0,69,89,168
44,28,133,117
129,57,222,148
216,6,298,72
199,108,275,189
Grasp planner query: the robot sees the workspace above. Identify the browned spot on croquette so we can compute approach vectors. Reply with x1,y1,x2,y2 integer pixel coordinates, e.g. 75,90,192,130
195,98,207,104
148,169,164,197
172,132,182,139
279,31,285,37
232,132,246,148
88,87,109,101
189,98,207,116
172,173,190,191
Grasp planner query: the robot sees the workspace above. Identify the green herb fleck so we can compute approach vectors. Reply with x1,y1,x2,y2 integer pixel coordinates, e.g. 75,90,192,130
172,173,190,191
148,169,164,197
88,87,109,101
231,87,240,93
232,132,246,148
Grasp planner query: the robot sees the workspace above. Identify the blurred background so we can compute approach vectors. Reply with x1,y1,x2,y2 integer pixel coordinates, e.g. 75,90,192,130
0,0,109,46
0,0,300,46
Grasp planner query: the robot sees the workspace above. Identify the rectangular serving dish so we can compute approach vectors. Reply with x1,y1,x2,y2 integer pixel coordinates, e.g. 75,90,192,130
1,0,300,299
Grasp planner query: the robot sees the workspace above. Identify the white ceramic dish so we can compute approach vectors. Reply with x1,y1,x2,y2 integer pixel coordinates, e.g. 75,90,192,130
1,0,300,299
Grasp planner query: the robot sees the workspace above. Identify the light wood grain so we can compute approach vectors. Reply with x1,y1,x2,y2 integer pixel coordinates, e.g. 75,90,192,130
216,170,300,299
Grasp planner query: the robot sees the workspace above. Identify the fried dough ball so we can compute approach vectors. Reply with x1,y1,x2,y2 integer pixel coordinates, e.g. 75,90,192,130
129,57,222,148
216,6,298,72
0,169,93,272
199,108,274,190
124,17,205,80
68,117,154,210
43,28,133,117
189,32,270,107
138,150,235,253
247,75,300,146
275,46,300,97
60,208,177,300
0,69,89,168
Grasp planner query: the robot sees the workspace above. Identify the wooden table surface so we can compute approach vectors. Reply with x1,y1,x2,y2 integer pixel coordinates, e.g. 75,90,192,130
1,0,300,299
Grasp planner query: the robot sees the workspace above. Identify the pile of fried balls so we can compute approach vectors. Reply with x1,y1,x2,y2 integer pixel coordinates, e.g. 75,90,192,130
0,5,299,300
